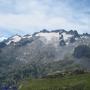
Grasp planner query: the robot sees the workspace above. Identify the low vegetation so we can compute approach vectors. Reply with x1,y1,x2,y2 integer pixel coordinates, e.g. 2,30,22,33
19,72,90,90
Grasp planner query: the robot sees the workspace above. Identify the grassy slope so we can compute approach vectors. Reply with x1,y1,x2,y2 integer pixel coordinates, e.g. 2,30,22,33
19,73,90,90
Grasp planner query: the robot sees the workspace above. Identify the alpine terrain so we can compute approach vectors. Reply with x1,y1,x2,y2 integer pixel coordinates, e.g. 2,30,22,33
0,29,90,90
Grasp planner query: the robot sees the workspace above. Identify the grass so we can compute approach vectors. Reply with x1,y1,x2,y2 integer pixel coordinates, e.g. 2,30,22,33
19,73,90,90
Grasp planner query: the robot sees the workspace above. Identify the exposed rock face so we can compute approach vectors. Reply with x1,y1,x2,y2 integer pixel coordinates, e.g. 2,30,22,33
0,29,90,62
0,29,90,84
73,45,90,58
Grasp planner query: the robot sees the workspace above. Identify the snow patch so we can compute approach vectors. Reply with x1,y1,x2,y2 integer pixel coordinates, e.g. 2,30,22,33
11,35,22,42
0,34,7,42
36,32,59,41
35,32,60,46
62,32,73,41
0,37,7,42
6,35,22,45
80,36,88,39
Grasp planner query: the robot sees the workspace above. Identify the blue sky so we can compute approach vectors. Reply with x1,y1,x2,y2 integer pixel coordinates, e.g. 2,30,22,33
0,0,89,36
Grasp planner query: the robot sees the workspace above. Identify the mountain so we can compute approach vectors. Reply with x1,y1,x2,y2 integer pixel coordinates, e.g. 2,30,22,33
0,29,90,66
0,29,90,89
0,34,7,42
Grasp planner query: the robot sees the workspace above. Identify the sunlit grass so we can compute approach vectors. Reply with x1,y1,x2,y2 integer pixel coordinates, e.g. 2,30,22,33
19,73,90,90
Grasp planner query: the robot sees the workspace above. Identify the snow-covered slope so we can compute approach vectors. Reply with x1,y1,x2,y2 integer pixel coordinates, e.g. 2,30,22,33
0,34,7,42
35,32,60,45
0,37,6,42
35,30,78,46
6,35,22,45
36,32,59,41
1,30,90,47
62,32,73,41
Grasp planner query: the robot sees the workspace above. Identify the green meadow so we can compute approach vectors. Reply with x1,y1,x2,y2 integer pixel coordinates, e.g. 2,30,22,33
19,73,90,90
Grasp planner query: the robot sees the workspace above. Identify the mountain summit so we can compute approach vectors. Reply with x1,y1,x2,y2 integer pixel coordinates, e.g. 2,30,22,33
0,29,90,47
0,34,7,42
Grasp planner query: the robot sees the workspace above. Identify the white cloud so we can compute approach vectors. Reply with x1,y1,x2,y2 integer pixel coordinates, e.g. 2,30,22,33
0,0,89,35
0,14,89,33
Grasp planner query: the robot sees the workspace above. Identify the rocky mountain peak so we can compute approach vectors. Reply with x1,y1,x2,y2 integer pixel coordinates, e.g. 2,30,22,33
0,29,89,47
0,34,7,42
23,34,32,39
40,29,50,33
5,34,22,45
